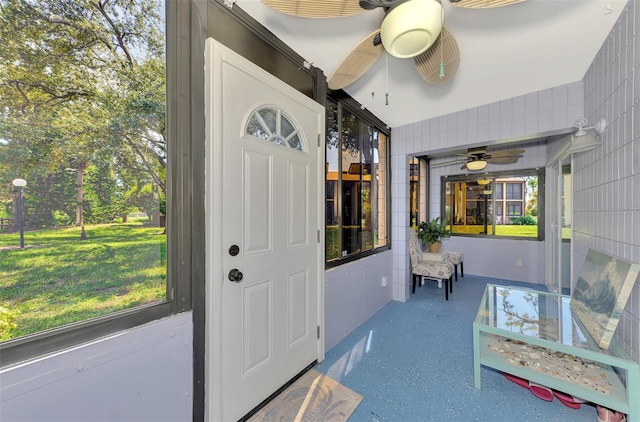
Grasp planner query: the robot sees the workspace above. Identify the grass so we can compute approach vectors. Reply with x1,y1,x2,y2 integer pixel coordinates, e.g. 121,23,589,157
0,221,166,340
451,224,538,237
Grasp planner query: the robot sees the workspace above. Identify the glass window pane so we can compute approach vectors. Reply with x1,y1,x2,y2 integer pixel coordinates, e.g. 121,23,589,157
375,132,387,248
287,134,302,151
325,99,389,264
361,124,374,252
446,174,539,238
281,115,296,138
325,100,339,261
247,115,269,140
0,1,167,341
258,108,277,134
341,111,361,256
409,157,419,227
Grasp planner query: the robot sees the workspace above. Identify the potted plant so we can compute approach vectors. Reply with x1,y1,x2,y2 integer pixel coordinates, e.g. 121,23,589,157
417,217,450,252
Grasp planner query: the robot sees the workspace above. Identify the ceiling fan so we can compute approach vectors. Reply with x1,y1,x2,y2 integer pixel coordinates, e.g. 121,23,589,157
259,0,525,90
432,146,525,171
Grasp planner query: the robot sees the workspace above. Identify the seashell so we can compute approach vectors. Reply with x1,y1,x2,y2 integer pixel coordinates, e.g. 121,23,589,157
529,352,541,359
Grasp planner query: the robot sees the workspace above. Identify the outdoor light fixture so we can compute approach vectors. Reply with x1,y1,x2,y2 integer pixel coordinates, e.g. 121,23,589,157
466,160,487,171
567,117,606,154
380,0,443,59
12,178,27,249
477,179,491,185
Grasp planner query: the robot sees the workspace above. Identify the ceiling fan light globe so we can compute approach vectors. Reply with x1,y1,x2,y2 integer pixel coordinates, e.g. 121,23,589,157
380,0,443,59
466,160,487,171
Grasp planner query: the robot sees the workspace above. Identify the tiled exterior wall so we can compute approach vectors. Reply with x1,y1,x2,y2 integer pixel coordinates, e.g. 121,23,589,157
578,0,640,363
391,81,584,302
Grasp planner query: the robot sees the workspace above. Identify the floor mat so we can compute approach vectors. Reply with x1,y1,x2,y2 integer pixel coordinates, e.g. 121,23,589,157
247,369,363,422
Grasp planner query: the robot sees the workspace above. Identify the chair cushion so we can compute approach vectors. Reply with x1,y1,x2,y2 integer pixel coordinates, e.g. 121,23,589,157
413,261,454,279
448,252,464,265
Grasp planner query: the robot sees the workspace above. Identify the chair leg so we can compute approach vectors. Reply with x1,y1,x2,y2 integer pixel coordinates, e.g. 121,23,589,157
454,264,458,281
461,262,464,278
445,279,449,300
449,275,453,293
412,274,416,294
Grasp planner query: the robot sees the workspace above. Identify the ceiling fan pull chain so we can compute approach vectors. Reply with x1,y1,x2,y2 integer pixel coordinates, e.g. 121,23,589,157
385,53,389,105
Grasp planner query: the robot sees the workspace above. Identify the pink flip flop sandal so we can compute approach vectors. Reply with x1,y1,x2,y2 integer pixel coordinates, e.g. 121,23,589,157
553,390,585,409
528,381,554,401
503,372,529,388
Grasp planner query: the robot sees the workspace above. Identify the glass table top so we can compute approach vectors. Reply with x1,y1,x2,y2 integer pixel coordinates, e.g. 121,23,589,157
475,284,630,359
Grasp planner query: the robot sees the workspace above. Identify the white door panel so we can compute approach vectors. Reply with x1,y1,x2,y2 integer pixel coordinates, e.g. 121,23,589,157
205,39,325,422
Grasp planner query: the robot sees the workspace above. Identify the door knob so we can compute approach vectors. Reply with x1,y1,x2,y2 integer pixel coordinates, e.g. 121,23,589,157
228,269,243,283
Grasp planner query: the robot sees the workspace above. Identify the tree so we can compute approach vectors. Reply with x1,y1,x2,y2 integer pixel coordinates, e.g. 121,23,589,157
0,0,166,236
524,177,538,216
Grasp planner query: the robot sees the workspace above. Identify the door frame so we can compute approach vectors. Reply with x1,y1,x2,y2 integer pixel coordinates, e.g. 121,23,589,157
545,137,573,294
203,39,325,421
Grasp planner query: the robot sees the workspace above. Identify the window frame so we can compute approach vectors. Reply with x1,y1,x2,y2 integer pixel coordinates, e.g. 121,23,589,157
440,168,545,241
325,96,391,268
0,0,195,368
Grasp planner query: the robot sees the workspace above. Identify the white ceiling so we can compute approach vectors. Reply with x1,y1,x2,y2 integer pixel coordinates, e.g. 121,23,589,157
234,0,626,128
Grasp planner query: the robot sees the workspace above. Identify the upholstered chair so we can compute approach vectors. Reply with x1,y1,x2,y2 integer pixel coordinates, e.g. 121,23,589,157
409,230,454,300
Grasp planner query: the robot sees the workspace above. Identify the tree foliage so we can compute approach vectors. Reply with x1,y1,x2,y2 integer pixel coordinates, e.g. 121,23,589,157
0,0,165,231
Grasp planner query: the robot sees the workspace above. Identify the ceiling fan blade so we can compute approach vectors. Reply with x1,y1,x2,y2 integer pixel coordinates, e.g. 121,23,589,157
448,0,525,9
487,149,525,157
261,0,366,18
432,159,468,167
460,162,469,170
328,30,384,90
487,156,518,164
414,27,460,85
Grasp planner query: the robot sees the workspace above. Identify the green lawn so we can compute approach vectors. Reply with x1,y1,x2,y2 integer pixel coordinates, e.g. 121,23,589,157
451,224,538,237
0,222,166,340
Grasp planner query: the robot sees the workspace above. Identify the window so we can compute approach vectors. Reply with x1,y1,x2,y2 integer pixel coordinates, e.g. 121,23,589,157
409,157,420,227
441,169,544,239
246,106,305,152
506,183,523,199
0,1,192,366
325,98,390,265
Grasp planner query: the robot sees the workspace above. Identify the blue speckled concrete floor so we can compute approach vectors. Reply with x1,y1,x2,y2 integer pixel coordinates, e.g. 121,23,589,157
315,275,599,422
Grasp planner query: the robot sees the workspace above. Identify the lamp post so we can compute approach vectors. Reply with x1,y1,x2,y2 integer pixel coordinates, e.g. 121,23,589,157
12,178,27,249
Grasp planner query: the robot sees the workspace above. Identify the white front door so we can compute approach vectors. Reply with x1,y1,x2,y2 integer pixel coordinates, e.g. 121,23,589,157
204,39,325,422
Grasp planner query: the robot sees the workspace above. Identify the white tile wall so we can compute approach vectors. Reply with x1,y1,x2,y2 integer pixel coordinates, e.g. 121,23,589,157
577,0,640,364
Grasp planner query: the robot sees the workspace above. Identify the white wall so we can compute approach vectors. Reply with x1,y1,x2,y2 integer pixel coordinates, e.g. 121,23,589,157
324,250,393,351
440,236,545,284
0,313,193,422
391,81,585,301
577,0,640,364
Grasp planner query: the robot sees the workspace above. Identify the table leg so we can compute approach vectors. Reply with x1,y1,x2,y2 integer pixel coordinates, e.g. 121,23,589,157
473,325,481,389
627,365,639,422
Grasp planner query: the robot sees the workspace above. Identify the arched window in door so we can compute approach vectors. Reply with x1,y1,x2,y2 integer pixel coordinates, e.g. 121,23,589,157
245,106,306,152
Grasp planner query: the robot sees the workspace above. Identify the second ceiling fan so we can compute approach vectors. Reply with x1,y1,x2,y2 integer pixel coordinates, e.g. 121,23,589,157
432,146,525,171
260,0,525,89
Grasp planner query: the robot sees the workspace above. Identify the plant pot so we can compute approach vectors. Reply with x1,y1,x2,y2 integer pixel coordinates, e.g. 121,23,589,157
428,241,441,252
